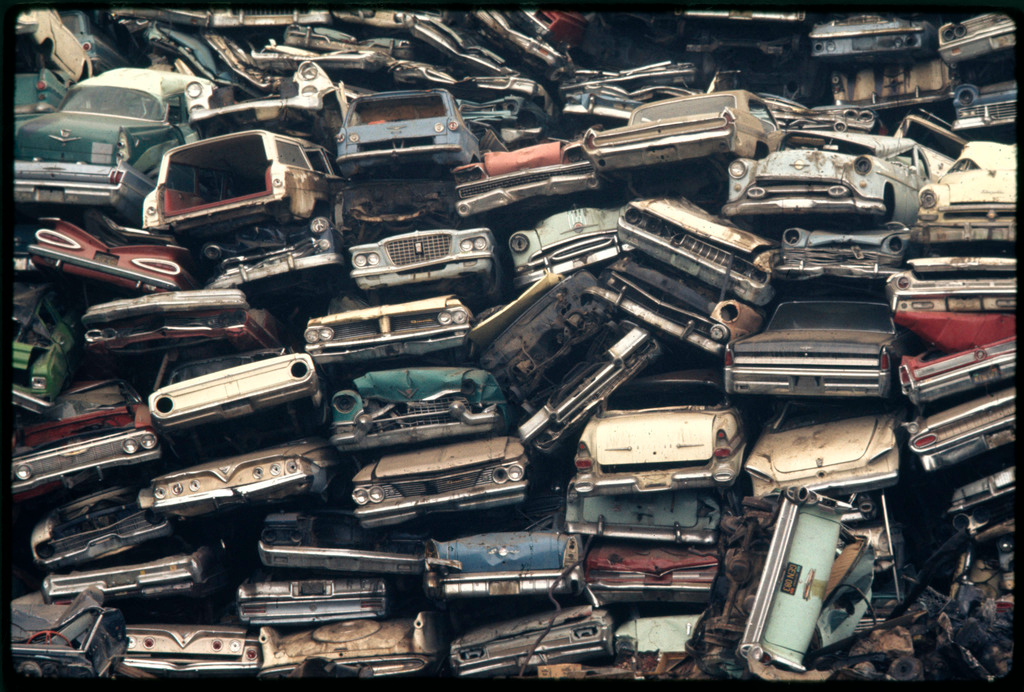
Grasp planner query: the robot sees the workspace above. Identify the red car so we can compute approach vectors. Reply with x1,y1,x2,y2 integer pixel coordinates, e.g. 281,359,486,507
583,542,719,605
28,218,199,293
899,336,1016,406
13,379,160,500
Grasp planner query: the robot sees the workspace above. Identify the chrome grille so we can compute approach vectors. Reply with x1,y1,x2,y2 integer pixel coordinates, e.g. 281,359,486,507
958,101,1016,121
47,511,162,556
330,321,382,341
931,401,1015,442
20,436,137,477
784,248,902,268
383,466,496,498
370,395,467,433
391,312,441,333
457,162,594,199
384,234,451,266
635,210,768,283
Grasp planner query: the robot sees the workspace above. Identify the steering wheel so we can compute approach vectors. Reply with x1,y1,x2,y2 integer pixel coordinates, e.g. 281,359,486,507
27,630,73,647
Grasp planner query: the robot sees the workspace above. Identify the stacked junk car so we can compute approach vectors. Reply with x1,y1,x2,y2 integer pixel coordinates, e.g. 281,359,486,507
11,8,1017,682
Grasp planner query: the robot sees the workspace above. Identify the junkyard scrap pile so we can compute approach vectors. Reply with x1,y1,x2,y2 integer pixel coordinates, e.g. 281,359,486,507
10,8,1015,681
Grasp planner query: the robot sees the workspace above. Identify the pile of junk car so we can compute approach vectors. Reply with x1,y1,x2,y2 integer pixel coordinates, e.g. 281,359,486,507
10,8,1015,681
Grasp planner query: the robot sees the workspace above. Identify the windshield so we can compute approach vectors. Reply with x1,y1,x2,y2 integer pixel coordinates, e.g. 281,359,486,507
768,302,894,333
62,86,164,120
37,381,134,421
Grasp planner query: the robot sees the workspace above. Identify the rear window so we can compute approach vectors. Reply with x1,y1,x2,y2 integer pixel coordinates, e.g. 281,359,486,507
768,302,894,333
349,94,448,126
62,86,164,120
631,94,736,125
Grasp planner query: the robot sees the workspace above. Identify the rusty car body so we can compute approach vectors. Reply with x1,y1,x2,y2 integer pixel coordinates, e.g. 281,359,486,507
904,387,1016,471
583,543,718,606
899,336,1015,406
121,624,261,676
237,577,389,626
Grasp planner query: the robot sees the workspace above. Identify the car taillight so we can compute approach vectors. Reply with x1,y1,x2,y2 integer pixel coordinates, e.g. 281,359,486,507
724,347,734,367
913,434,937,448
584,131,596,149
714,429,732,458
880,350,890,370
36,80,46,90
721,108,736,124
898,365,910,385
109,169,124,185
82,42,92,51
575,441,593,469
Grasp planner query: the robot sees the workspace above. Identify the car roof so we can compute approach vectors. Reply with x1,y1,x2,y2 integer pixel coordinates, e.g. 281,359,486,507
70,68,212,98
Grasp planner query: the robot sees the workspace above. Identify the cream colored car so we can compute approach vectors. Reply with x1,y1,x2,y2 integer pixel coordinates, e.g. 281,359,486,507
744,400,903,497
571,370,745,495
914,142,1017,244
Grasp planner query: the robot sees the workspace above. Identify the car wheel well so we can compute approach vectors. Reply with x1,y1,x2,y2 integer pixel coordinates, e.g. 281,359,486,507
754,142,769,159
883,183,895,222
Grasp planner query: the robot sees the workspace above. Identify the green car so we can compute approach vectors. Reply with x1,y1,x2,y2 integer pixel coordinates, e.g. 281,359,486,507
330,368,510,452
13,283,82,413
14,67,214,224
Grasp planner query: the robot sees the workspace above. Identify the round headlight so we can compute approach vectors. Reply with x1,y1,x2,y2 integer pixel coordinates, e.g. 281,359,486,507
782,228,803,246
333,393,357,414
368,486,385,503
919,189,937,209
728,160,748,178
349,133,359,143
318,327,335,341
437,311,453,325
122,438,140,454
473,237,488,251
448,120,459,131
15,465,31,480
434,122,445,133
460,239,474,252
353,254,368,268
509,233,530,253
185,81,204,98
140,434,158,450
451,309,468,324
366,253,380,266
853,157,872,175
304,327,320,343
300,63,319,81
352,488,370,505
710,324,729,342
507,464,524,481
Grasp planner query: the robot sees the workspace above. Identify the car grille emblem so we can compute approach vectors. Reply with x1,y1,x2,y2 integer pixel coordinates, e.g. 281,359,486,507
49,129,81,144
791,159,807,170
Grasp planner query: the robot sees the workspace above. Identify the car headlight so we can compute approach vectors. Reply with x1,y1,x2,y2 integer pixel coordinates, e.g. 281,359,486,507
728,159,748,178
460,239,474,252
366,253,380,266
318,326,334,341
140,433,158,450
15,466,31,480
299,63,319,81
368,486,385,503
352,488,370,505
451,309,468,324
122,438,140,454
353,254,367,268
304,327,320,343
185,81,204,99
30,376,47,390
437,311,453,325
434,122,445,133
853,156,872,175
506,464,524,481
919,189,937,209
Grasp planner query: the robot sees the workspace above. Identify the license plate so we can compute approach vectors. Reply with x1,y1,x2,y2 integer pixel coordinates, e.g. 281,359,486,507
971,366,1001,383
947,297,982,311
35,188,65,203
93,251,119,267
488,580,520,596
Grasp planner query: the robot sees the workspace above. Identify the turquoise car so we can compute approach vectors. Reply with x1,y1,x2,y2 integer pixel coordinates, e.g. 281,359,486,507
330,368,509,452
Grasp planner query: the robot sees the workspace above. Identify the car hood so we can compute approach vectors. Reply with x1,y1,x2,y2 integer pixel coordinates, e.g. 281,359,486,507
358,437,518,481
733,329,890,354
937,170,1017,204
587,410,716,465
354,368,504,405
753,414,890,476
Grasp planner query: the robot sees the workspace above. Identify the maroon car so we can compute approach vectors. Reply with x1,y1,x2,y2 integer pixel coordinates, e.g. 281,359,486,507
583,541,719,605
899,336,1016,406
81,289,287,355
13,379,160,501
28,218,199,293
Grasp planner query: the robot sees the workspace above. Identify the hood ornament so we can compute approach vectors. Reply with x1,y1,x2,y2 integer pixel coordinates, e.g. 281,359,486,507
49,129,81,144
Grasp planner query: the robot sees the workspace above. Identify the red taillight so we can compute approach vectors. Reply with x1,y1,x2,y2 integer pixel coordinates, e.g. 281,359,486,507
880,351,890,370
109,169,124,184
724,348,734,367
898,365,910,385
714,429,732,457
576,441,593,469
82,42,92,51
246,648,258,660
584,131,596,149
721,108,736,124
896,276,910,290
36,80,46,90
913,434,937,448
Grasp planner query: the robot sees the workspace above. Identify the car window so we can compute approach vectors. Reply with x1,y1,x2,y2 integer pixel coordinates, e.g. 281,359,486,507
747,100,777,132
949,158,980,173
303,147,333,175
631,94,736,124
276,140,311,169
62,86,164,120
771,399,887,432
767,302,895,333
349,94,448,125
